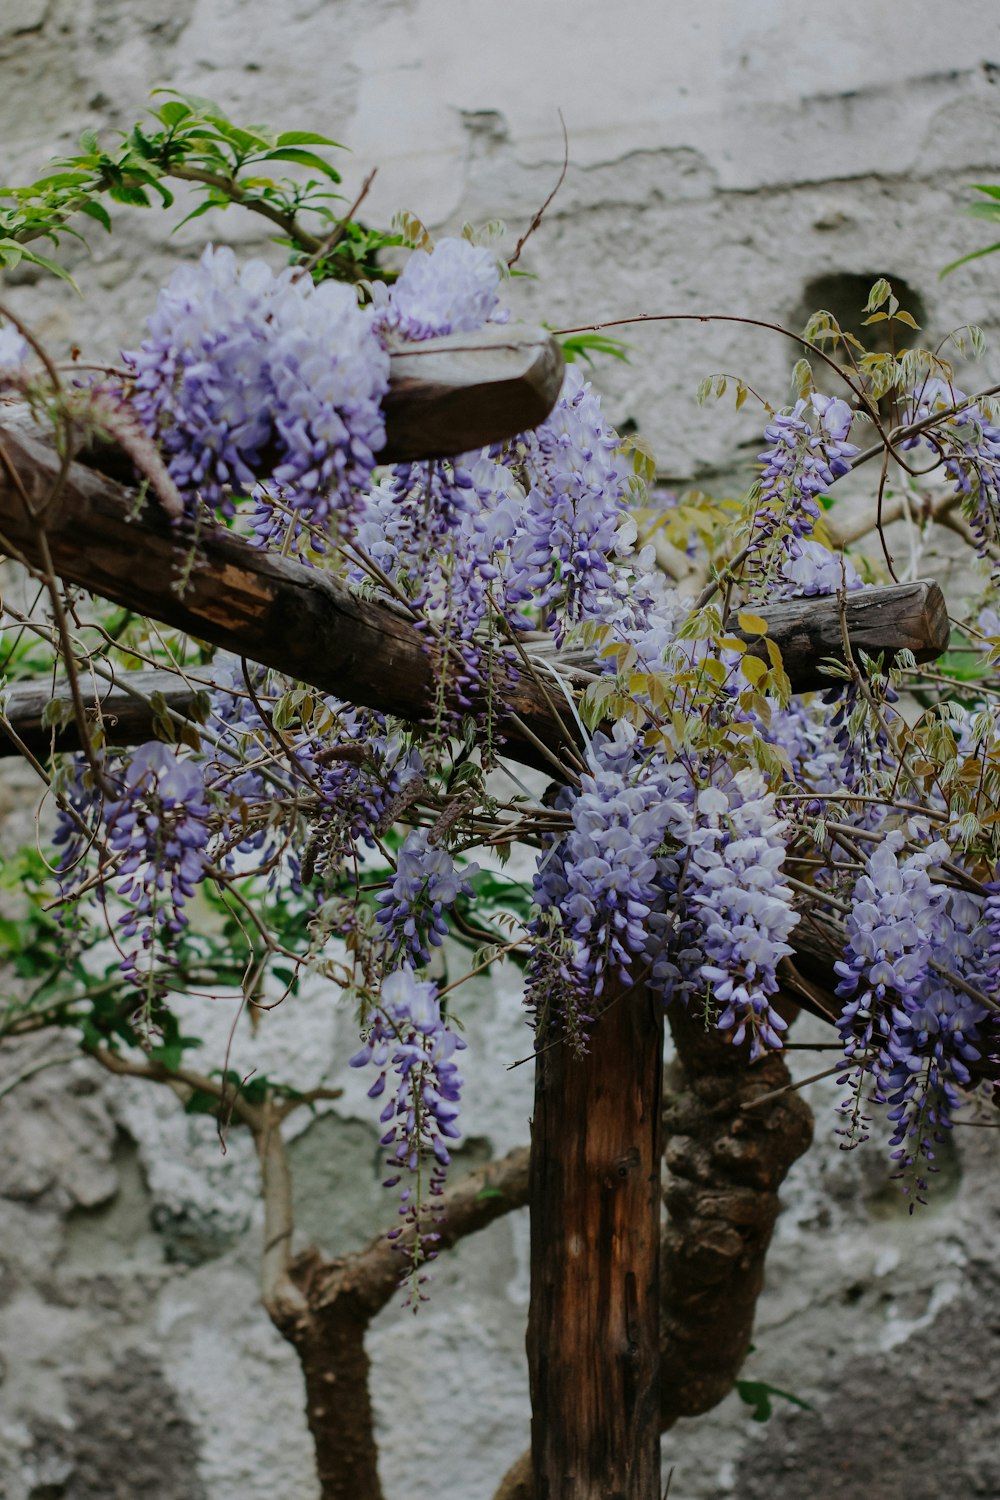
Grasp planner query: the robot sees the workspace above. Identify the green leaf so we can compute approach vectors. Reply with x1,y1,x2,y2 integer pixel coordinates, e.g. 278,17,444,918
260,148,342,182
735,1379,813,1424
2,240,78,288
156,100,193,128
171,198,220,232
78,128,100,156
275,130,345,149
152,88,225,118
940,241,1000,276
80,199,112,232
866,277,892,312
107,181,151,207
558,331,632,366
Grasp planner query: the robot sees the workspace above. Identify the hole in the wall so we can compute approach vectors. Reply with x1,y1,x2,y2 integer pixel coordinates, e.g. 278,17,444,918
793,271,927,354
791,271,927,417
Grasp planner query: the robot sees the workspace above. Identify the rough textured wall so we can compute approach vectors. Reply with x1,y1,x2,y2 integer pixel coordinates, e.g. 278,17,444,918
1,4,1000,1498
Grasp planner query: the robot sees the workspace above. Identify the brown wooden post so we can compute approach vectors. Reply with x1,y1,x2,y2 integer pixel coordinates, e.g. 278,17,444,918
526,978,664,1500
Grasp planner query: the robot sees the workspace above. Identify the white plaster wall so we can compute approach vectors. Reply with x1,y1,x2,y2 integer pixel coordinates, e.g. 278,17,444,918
2,5,1000,1498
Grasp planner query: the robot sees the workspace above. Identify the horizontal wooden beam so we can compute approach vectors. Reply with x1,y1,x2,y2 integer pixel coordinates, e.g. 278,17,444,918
730,579,949,691
380,326,565,462
0,427,949,772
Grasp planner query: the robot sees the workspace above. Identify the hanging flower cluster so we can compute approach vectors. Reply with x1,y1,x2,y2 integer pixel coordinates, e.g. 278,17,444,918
834,830,991,1202
125,245,390,528
372,236,502,342
528,726,798,1063
902,379,1000,580
350,966,465,1287
103,742,213,1015
376,827,479,967
746,392,859,593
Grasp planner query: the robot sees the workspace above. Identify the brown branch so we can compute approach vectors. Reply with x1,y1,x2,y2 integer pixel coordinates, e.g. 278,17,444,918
658,1007,813,1429
309,1142,531,1317
255,1099,308,1322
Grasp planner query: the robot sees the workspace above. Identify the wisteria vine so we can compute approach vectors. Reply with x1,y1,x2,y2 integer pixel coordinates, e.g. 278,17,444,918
13,223,1000,1296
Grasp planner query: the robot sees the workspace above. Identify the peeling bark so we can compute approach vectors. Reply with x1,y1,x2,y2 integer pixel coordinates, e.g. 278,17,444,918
659,1007,814,1429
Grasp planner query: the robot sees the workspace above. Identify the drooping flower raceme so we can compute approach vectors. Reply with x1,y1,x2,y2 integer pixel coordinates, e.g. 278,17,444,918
376,827,479,966
650,769,799,1060
834,830,989,1199
746,393,859,593
527,723,675,1041
124,245,389,531
102,742,213,1012
503,364,631,637
901,379,1000,580
350,966,465,1287
528,724,798,1062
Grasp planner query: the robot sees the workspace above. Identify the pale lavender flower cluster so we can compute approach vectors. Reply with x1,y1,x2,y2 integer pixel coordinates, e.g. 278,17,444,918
834,830,989,1200
376,827,479,965
351,966,464,1285
772,538,866,600
124,245,389,529
748,393,858,590
373,237,501,342
902,380,1000,580
652,769,799,1060
528,726,798,1061
504,366,630,637
103,742,213,1004
527,724,674,1033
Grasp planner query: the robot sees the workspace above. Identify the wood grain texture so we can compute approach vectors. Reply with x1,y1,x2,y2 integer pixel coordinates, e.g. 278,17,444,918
380,326,566,462
0,424,951,769
729,579,949,690
527,983,664,1500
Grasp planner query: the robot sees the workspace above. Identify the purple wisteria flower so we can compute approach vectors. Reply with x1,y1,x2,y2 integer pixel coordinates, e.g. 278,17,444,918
102,741,213,1009
503,365,630,639
376,827,479,966
350,966,465,1290
527,723,675,1042
834,829,989,1201
745,392,859,593
373,237,502,342
772,537,866,600
527,724,798,1061
901,379,1000,581
124,245,389,530
651,769,799,1060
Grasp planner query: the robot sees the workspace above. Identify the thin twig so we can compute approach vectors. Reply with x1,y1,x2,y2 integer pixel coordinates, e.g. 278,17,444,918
507,113,569,270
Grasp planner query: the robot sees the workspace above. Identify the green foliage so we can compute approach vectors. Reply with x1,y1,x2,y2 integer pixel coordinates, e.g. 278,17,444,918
0,90,403,288
941,183,1000,275
734,1377,814,1424
558,330,632,366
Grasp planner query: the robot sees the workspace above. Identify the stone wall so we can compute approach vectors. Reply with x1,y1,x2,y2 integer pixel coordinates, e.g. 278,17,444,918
1,4,1000,1497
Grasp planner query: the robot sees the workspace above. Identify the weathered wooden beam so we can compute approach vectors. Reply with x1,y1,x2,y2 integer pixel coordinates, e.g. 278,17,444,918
0,426,951,767
527,979,664,1500
380,326,565,462
730,579,949,690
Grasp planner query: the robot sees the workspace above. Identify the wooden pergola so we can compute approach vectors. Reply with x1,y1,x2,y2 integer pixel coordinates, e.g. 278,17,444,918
0,329,949,1499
